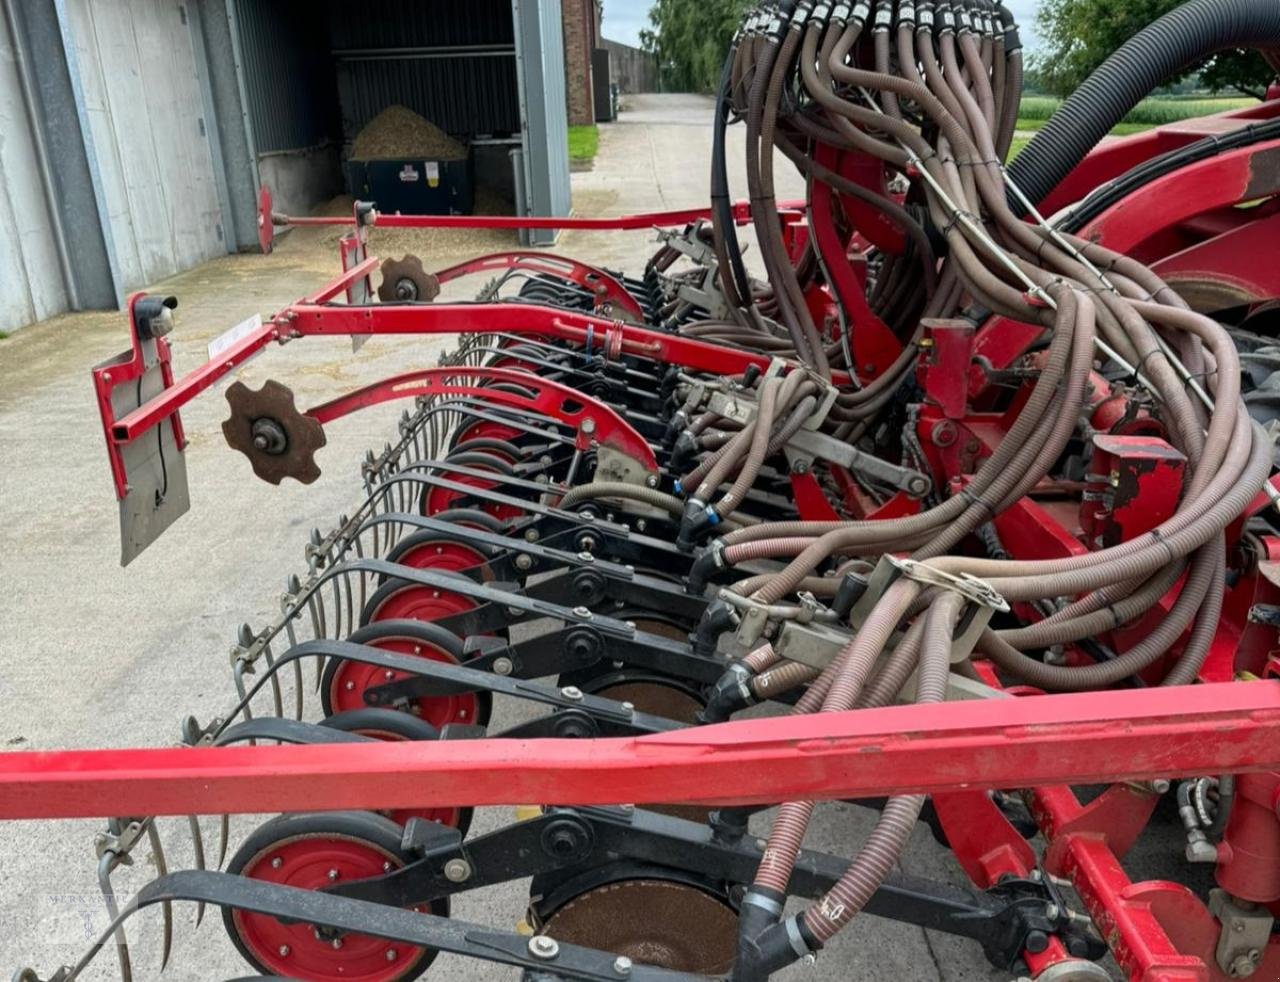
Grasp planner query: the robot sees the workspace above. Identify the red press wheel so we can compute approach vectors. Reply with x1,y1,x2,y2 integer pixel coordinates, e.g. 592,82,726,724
224,811,445,982
360,577,478,626
420,451,527,521
385,532,491,579
322,620,490,730
320,709,471,834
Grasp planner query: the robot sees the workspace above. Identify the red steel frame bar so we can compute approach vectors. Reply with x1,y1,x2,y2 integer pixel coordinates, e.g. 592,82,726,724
101,293,853,481
1,683,1278,820
267,195,806,233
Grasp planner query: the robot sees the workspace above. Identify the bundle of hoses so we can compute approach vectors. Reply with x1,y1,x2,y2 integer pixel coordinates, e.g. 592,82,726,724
677,0,1280,976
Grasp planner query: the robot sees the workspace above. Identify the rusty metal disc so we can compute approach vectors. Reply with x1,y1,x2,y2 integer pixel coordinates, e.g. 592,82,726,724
222,379,326,485
378,255,440,302
594,678,708,822
541,878,738,974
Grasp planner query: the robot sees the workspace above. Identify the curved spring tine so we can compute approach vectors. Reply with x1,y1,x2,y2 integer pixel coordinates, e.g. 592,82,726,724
97,851,132,982
186,815,207,926
144,823,172,971
262,643,284,719
292,655,305,721
216,814,230,870
342,561,356,632
313,581,329,639
281,601,306,718
231,660,254,726
306,593,325,689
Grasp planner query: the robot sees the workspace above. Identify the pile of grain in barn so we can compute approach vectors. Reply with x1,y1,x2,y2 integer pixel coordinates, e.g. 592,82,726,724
349,105,468,161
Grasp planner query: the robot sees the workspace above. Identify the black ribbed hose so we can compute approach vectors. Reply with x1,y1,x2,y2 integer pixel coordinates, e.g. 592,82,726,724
1008,0,1280,211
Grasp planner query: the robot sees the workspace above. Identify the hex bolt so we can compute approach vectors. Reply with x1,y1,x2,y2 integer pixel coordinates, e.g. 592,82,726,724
528,935,560,960
622,701,635,713
331,938,343,950
271,857,283,869
614,955,633,975
572,606,592,618
493,656,514,676
278,945,290,957
443,858,472,883
386,949,398,962
561,686,584,701
327,868,339,881
515,554,533,571
1231,954,1256,977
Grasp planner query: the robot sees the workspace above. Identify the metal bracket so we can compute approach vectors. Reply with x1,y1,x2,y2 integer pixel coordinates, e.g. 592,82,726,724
1209,889,1273,978
785,428,932,498
885,556,1010,613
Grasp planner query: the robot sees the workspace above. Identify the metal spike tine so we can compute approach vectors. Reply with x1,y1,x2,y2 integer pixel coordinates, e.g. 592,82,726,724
144,824,173,971
186,815,207,926
98,853,132,982
293,658,304,720
217,814,230,869
237,623,253,647
263,646,284,718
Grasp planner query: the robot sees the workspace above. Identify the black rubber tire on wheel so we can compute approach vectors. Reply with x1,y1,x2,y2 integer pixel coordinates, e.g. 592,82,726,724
319,708,441,741
223,810,446,982
441,450,517,475
319,710,471,835
446,438,527,464
429,507,506,533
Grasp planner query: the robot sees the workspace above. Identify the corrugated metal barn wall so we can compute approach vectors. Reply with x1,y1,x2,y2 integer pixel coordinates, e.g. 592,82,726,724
0,0,231,333
327,0,522,140
62,0,228,289
0,5,69,332
230,0,339,153
231,0,521,153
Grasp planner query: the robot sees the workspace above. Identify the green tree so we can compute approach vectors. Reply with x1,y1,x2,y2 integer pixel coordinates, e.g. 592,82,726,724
641,0,751,93
1032,0,1276,100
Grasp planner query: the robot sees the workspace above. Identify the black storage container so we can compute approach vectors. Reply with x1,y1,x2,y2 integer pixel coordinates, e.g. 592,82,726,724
344,152,474,215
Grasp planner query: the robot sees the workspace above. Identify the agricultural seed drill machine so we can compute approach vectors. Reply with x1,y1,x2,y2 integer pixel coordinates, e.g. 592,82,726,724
9,0,1280,978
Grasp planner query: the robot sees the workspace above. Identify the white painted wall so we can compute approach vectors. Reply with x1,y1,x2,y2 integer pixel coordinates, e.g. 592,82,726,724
0,11,69,333
63,0,225,290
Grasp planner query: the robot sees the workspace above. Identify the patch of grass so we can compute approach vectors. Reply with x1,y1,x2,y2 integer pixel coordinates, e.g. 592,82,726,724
1007,136,1032,161
568,125,599,162
0,330,9,340
1017,94,1256,126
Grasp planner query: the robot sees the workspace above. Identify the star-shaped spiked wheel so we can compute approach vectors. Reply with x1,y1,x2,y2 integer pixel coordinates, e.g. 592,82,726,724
378,254,441,302
222,379,327,485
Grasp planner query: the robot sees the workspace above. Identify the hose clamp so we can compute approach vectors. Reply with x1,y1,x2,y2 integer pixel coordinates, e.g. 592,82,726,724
886,556,1010,612
742,890,785,917
784,916,813,957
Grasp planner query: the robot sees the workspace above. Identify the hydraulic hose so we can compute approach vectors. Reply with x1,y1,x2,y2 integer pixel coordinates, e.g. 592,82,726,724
1008,0,1280,210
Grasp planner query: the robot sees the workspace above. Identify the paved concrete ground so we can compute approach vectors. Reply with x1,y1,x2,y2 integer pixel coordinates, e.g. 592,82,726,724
0,93,1160,981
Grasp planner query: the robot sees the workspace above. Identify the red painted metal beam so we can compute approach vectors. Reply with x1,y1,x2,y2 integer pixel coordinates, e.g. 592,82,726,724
306,366,658,469
433,251,646,320
1,684,1278,820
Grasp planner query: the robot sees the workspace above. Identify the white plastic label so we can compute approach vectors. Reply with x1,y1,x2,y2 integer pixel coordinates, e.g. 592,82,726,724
208,313,263,361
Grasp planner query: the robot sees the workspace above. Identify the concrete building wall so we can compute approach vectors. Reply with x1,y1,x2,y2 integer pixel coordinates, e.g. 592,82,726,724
602,39,657,93
62,0,226,289
0,9,69,332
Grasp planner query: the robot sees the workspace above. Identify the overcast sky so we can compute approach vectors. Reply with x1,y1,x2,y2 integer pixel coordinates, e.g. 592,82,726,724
601,0,1042,53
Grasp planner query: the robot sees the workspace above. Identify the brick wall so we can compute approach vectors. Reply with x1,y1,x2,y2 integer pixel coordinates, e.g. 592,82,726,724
561,0,597,125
